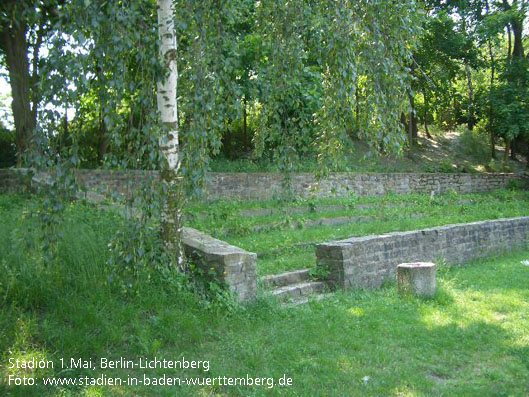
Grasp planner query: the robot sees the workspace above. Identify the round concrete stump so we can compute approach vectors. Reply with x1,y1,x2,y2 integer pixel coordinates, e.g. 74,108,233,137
397,262,436,298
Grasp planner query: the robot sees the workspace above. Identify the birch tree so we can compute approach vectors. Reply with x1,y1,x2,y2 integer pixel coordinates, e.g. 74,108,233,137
157,0,184,270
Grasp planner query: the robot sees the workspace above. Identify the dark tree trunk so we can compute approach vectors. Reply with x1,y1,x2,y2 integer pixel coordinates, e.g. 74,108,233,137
97,108,108,165
511,17,524,59
423,89,432,139
486,0,496,159
243,96,248,149
488,52,496,159
409,94,418,148
355,86,360,131
98,125,108,165
0,22,36,166
507,25,512,58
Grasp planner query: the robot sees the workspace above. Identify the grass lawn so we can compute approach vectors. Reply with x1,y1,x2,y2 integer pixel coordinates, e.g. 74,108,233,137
1,193,529,396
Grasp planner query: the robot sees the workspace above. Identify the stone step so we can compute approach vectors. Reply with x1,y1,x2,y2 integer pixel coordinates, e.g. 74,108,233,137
283,293,334,307
252,215,377,233
187,198,485,221
269,281,326,301
261,268,311,289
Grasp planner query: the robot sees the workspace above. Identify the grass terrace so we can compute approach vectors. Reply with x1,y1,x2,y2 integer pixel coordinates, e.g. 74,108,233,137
185,188,529,275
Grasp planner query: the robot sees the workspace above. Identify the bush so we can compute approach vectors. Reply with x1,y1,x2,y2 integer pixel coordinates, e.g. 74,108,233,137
485,159,513,173
456,125,489,161
0,129,16,168
438,159,456,173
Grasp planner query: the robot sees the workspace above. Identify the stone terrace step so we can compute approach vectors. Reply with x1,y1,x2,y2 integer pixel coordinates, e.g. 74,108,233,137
283,293,334,307
269,281,326,301
186,197,495,222
261,268,311,289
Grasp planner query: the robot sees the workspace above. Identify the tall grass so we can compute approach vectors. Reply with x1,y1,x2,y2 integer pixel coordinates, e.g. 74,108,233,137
0,194,529,395
0,195,121,311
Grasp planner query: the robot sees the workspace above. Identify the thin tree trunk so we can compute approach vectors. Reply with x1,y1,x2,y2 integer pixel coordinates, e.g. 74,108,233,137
507,25,511,58
157,0,184,270
355,85,360,132
504,140,511,162
486,0,496,159
0,22,36,166
465,63,475,130
408,94,418,148
97,114,108,165
422,89,432,139
508,0,527,163
488,53,496,159
243,96,248,149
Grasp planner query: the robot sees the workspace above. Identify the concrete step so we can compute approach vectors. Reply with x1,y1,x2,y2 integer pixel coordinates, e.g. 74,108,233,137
261,268,311,289
269,281,326,301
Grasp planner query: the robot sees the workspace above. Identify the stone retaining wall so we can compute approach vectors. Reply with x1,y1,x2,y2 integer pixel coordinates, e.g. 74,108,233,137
183,227,257,302
206,172,522,200
0,168,522,200
316,217,529,290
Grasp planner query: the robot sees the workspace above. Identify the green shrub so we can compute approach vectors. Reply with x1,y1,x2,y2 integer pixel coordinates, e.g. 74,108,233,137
437,159,455,173
0,129,16,168
507,178,525,190
456,125,489,161
486,159,513,173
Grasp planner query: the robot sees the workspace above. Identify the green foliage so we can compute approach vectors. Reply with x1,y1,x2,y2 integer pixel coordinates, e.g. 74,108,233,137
0,128,16,168
437,159,456,173
486,158,514,173
106,218,166,296
0,196,120,310
308,265,330,281
490,59,529,143
456,125,490,161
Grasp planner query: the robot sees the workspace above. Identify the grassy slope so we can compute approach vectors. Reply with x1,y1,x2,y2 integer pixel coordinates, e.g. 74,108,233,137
210,129,527,174
1,194,529,396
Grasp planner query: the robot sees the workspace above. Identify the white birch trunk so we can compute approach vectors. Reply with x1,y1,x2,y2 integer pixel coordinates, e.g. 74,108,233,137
157,0,184,269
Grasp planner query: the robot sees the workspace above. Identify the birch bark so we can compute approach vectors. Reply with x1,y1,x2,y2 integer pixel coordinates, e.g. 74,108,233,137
157,0,184,270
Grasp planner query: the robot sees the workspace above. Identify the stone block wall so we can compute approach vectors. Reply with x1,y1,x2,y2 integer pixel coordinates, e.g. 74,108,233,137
206,172,521,200
316,217,529,290
0,168,523,201
0,169,24,192
183,227,257,302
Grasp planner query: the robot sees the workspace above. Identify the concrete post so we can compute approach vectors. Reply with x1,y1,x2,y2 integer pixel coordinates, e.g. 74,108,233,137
397,262,436,298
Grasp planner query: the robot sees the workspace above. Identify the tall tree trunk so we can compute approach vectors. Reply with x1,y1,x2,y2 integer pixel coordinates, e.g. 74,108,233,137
243,96,248,149
355,84,360,133
486,0,496,159
423,89,432,139
507,25,512,58
502,0,524,59
97,117,108,165
408,94,418,149
0,22,36,166
488,50,496,159
157,0,184,270
465,63,475,131
509,0,527,163
511,16,524,59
